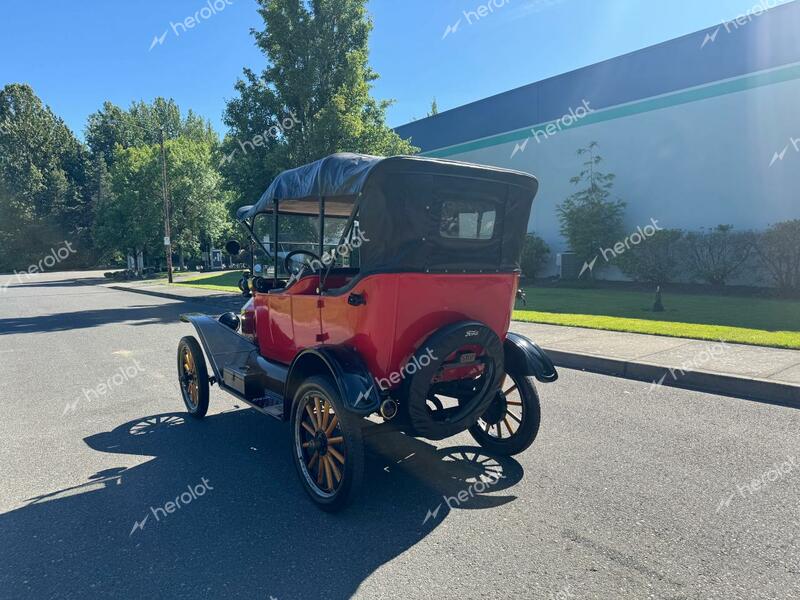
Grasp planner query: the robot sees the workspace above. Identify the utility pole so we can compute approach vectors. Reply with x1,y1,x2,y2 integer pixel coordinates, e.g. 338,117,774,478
159,128,174,283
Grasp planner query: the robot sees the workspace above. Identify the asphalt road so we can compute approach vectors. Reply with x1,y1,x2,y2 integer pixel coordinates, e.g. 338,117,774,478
0,271,798,600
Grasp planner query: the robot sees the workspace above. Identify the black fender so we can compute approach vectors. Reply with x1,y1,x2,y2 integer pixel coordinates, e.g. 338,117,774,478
504,332,558,383
286,345,381,415
179,313,259,381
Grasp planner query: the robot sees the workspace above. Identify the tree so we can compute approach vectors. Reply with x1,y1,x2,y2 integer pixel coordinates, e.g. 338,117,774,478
86,155,119,264
94,144,163,267
87,98,225,269
165,138,234,268
520,233,550,279
427,98,439,117
685,225,754,286
0,83,91,271
94,138,232,270
616,229,684,285
754,220,800,292
221,0,418,205
86,98,217,168
557,142,626,275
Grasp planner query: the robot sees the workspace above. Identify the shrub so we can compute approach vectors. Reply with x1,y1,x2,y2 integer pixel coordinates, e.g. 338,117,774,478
520,233,550,278
754,220,800,292
557,142,626,276
685,225,755,286
616,229,684,285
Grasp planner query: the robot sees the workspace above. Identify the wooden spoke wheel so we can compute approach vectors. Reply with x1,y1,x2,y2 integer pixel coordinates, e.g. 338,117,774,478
291,376,364,511
468,371,541,456
177,336,209,419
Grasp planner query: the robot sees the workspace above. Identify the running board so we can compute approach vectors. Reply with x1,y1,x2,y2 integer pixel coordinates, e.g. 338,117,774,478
219,378,285,421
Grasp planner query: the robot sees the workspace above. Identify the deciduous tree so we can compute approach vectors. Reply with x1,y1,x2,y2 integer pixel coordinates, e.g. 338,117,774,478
557,142,626,276
0,84,90,270
221,0,417,205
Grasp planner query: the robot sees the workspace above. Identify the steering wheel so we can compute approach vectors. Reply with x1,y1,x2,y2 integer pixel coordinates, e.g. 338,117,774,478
284,249,323,279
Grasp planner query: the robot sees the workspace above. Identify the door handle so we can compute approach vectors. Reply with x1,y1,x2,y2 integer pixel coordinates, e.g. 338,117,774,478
348,293,366,306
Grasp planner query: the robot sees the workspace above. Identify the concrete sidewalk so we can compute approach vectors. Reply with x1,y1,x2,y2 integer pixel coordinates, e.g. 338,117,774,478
106,281,800,407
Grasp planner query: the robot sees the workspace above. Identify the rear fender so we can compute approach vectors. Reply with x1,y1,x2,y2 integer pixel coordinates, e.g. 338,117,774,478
286,345,381,415
504,332,558,383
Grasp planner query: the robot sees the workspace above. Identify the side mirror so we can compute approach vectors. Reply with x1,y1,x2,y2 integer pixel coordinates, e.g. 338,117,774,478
224,240,242,256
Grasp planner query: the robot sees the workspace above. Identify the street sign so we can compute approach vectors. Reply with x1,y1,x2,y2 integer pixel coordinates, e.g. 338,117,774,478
164,236,170,246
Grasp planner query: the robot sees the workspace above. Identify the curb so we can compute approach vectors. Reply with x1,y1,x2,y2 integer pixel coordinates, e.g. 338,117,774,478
543,348,800,408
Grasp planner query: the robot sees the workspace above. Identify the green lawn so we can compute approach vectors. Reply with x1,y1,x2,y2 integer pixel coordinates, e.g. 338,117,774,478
172,270,244,292
514,286,800,349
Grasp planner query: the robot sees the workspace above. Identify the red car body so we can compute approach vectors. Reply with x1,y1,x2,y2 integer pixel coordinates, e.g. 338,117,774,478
245,271,518,386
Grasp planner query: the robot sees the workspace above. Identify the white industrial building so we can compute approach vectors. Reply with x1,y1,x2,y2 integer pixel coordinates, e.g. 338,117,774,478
395,1,800,278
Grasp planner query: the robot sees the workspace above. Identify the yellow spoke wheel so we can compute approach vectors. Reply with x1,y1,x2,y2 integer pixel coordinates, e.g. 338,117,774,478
177,336,209,419
291,376,364,512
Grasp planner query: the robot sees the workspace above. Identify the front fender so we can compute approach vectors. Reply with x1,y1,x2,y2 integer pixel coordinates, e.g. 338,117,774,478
287,345,381,415
179,313,259,381
504,332,558,383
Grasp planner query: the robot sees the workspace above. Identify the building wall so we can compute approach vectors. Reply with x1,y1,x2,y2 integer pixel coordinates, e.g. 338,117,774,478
395,1,800,278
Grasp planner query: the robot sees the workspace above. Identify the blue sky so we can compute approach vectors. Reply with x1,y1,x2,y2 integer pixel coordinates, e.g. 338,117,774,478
0,0,786,138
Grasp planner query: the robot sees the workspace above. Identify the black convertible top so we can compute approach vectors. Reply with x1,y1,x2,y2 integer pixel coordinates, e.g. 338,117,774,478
238,153,540,273
238,153,537,220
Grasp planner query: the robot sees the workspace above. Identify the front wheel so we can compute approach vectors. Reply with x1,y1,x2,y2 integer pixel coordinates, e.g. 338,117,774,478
291,376,364,512
177,336,209,419
468,372,541,456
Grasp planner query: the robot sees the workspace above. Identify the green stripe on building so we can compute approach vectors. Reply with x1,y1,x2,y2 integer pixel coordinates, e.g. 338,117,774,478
423,63,800,158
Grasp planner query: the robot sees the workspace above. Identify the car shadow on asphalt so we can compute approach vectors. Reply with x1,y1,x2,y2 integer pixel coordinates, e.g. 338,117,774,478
9,276,109,288
0,410,523,599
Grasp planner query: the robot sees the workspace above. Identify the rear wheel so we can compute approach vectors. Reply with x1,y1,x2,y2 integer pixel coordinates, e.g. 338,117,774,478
177,336,209,419
291,376,364,512
468,372,540,456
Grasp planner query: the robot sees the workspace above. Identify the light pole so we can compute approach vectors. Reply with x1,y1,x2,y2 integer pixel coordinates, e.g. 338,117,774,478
159,128,174,283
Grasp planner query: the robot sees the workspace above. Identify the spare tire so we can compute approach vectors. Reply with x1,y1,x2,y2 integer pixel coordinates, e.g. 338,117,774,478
403,321,504,440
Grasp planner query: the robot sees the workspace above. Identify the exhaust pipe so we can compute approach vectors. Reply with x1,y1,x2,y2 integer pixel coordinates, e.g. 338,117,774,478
380,399,398,420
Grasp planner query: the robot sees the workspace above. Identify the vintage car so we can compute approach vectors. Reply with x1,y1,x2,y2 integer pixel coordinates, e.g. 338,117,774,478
177,153,558,511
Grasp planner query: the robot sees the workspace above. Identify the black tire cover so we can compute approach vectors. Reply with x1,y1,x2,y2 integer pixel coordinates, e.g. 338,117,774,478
404,321,504,440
